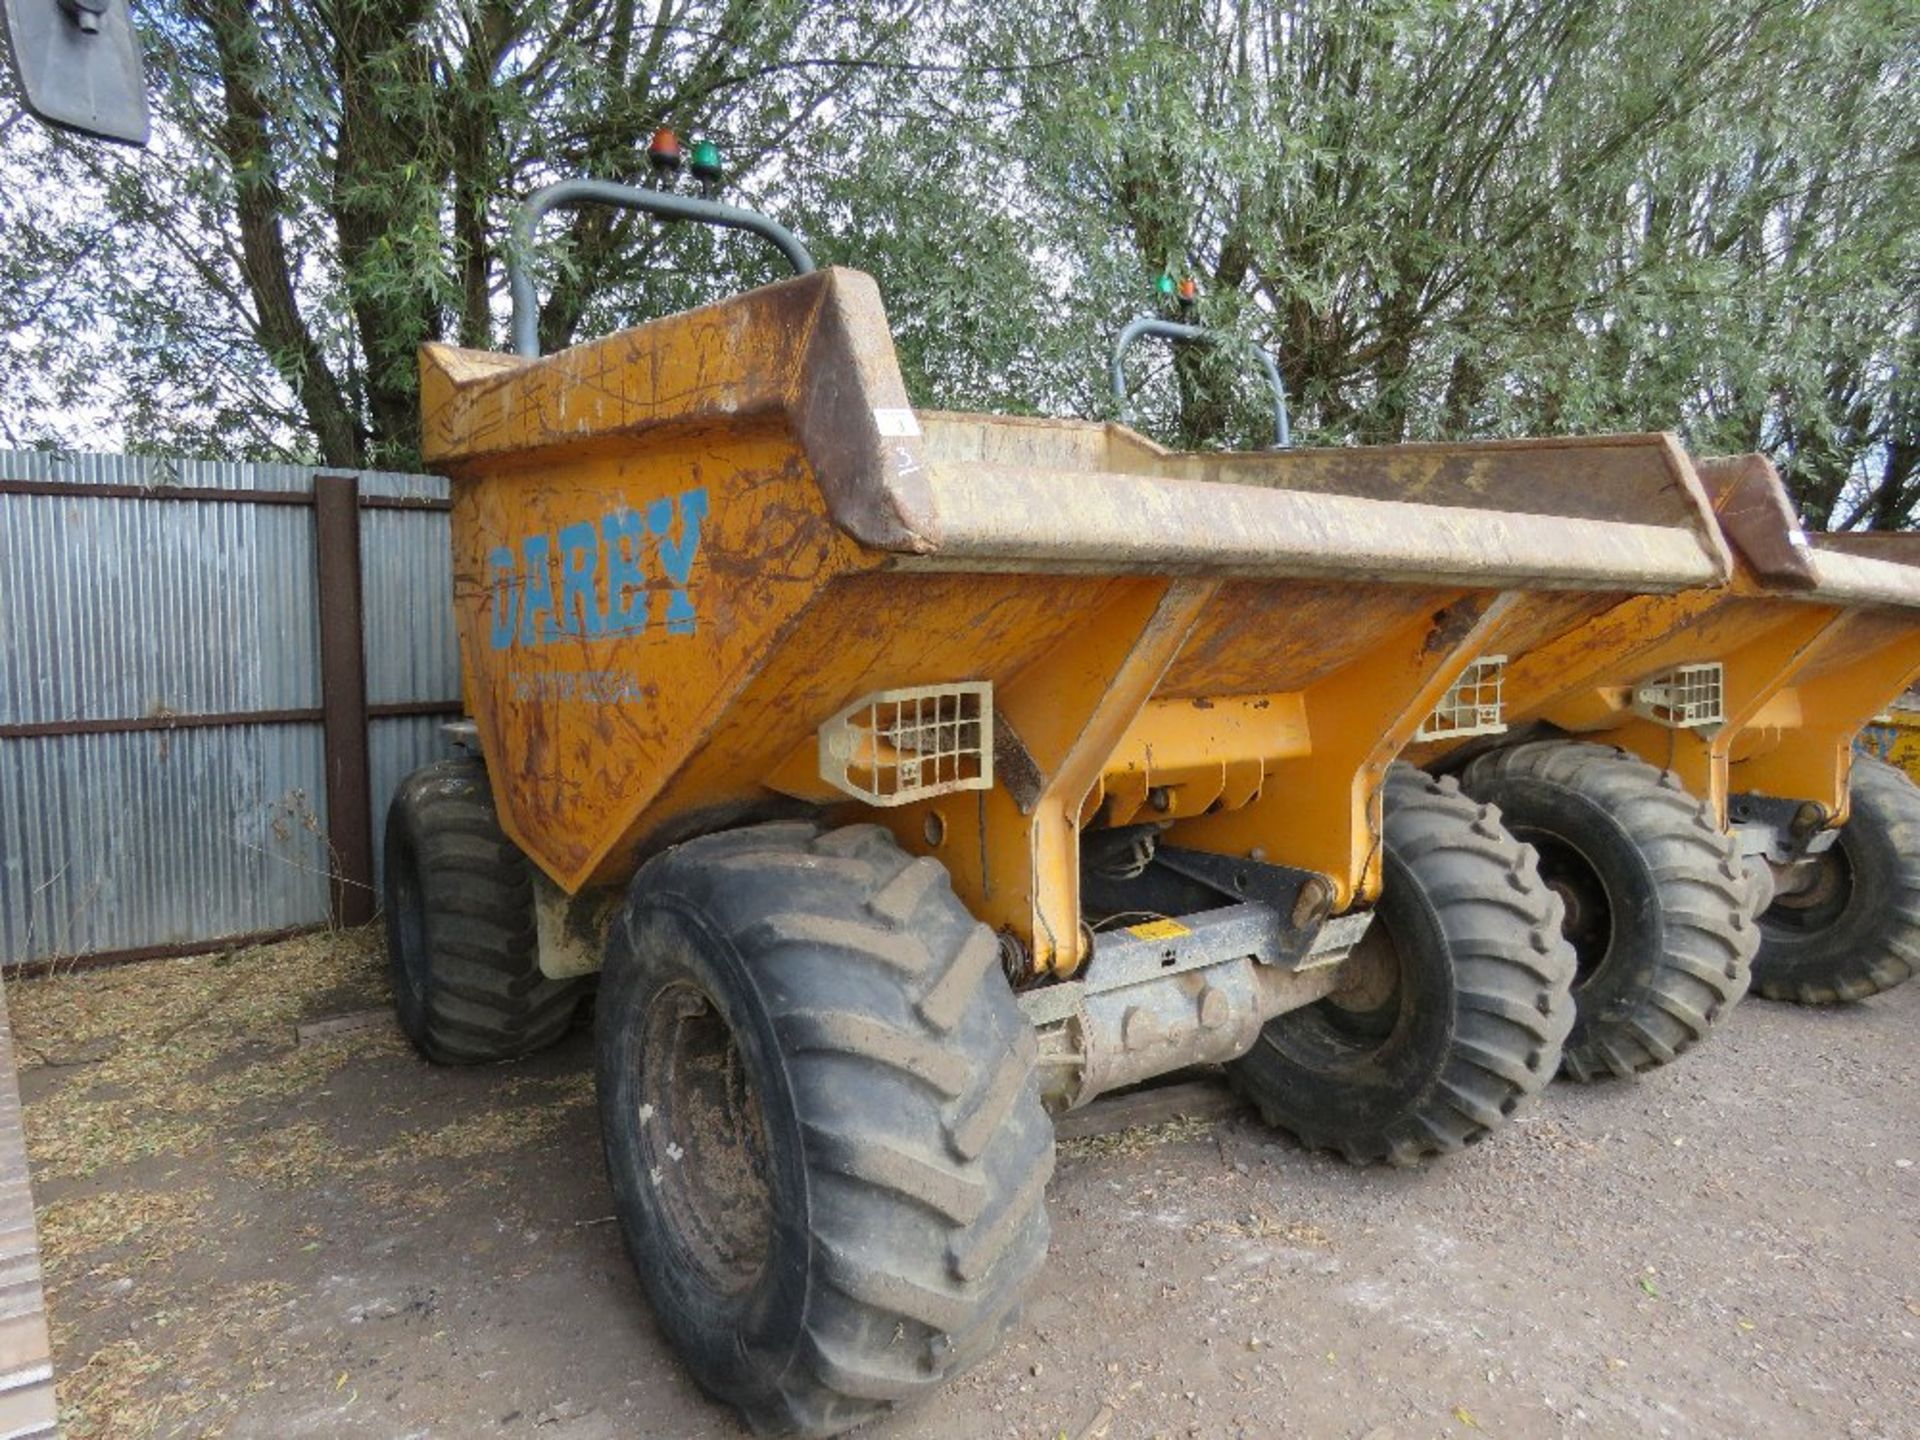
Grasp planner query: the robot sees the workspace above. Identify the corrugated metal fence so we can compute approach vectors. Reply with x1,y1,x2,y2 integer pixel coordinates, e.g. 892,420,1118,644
0,450,461,968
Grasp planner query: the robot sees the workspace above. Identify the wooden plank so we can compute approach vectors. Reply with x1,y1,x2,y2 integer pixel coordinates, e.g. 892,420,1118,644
0,699,458,742
0,477,312,505
294,1008,393,1046
0,975,59,1438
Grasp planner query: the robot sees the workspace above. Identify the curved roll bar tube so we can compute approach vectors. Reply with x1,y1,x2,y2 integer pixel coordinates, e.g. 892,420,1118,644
1110,315,1292,449
507,178,816,358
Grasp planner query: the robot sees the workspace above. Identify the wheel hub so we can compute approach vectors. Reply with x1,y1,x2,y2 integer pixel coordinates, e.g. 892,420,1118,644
1520,831,1613,988
1318,919,1407,1043
1329,929,1401,1015
1545,876,1585,936
637,983,773,1297
1763,846,1853,935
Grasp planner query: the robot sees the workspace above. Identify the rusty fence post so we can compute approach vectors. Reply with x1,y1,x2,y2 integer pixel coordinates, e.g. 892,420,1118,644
314,473,376,926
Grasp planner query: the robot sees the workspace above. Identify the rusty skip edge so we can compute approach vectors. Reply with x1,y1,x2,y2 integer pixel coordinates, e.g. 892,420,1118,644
421,267,942,555
1802,546,1920,611
422,267,1749,594
1695,453,1821,591
899,462,1726,592
1694,453,1920,611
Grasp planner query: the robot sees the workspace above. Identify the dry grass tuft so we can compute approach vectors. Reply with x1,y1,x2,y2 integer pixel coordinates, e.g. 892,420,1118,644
389,1096,580,1165
1188,1208,1333,1246
57,1280,297,1440
38,1186,214,1279
224,1120,339,1189
13,925,606,1438
13,928,393,1182
1058,1113,1219,1162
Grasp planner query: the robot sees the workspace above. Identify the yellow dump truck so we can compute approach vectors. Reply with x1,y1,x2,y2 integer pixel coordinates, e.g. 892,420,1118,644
1394,456,1920,1016
1116,317,1920,1060
1857,692,1920,783
384,184,1792,1436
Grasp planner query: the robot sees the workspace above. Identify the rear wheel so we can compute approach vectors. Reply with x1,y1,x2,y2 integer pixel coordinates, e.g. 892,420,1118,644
1753,757,1920,1004
1228,766,1575,1166
383,759,587,1064
596,822,1052,1438
1459,742,1755,1081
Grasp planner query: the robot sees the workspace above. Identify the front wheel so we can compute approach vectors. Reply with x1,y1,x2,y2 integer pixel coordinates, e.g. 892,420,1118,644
1228,766,1576,1166
596,822,1053,1438
1458,742,1755,1081
1753,757,1920,1004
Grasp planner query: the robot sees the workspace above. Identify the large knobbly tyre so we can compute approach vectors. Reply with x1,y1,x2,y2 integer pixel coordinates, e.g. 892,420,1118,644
1753,756,1920,1004
1228,766,1575,1166
1459,741,1756,1082
382,759,588,1064
596,821,1052,1438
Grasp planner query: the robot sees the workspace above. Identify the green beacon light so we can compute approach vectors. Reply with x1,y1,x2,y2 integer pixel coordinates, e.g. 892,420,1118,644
690,139,723,184
1154,271,1177,299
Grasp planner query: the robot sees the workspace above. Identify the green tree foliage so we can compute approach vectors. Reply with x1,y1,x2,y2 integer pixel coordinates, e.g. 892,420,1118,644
1,0,1913,525
2,0,978,466
993,0,1918,526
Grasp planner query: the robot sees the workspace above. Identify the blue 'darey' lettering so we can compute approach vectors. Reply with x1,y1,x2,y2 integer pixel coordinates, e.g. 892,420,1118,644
652,488,708,635
488,486,707,651
601,509,650,637
517,533,557,646
557,521,602,638
488,546,518,649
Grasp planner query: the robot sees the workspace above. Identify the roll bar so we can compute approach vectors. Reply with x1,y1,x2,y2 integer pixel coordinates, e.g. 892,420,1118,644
507,179,816,358
1110,315,1292,449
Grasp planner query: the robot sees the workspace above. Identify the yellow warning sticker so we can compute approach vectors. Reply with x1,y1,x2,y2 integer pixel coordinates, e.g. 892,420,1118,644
1125,918,1191,941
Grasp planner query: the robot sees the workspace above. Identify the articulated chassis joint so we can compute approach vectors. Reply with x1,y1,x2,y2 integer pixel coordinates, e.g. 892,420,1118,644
1081,833,1335,950
1024,837,1367,1112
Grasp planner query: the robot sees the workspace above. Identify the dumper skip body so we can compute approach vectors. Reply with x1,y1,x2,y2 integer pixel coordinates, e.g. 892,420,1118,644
419,269,1727,971
386,257,1917,1437
1397,454,1920,1022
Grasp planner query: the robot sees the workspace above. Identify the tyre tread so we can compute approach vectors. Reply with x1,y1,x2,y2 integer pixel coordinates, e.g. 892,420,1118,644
383,759,587,1066
604,821,1052,1437
1459,741,1754,1080
1754,755,1920,1003
1231,765,1576,1165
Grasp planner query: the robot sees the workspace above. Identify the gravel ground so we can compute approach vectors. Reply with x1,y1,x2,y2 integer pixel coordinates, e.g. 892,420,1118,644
11,929,1918,1440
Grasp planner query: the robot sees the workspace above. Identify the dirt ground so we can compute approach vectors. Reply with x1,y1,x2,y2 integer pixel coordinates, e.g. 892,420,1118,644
9,929,1918,1440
